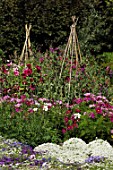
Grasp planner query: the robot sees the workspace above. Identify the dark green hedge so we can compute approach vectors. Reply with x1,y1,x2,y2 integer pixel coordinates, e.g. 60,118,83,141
0,0,113,57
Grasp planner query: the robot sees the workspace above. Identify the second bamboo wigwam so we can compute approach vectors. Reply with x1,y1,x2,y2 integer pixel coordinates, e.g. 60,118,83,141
59,16,82,103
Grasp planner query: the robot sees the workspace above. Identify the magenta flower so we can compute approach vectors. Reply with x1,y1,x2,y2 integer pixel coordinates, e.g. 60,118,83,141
89,112,95,119
7,61,12,66
64,117,69,124
21,95,26,102
28,108,34,113
2,65,9,74
39,57,44,63
67,125,73,130
35,65,41,72
15,103,21,107
29,84,35,91
15,107,22,112
75,98,83,104
95,107,102,114
110,114,113,122
23,68,32,77
14,70,19,76
62,128,67,134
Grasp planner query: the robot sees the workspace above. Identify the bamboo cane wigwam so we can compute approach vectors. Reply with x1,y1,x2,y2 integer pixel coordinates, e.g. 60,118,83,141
59,16,82,103
19,24,33,65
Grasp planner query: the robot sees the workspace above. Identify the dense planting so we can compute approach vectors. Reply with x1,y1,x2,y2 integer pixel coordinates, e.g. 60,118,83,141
0,50,113,147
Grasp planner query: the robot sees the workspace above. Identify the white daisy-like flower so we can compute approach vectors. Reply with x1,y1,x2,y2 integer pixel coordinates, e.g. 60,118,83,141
33,108,38,111
43,105,48,111
73,113,81,119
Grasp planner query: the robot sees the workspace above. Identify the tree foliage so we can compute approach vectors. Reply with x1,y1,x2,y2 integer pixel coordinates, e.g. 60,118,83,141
0,0,113,57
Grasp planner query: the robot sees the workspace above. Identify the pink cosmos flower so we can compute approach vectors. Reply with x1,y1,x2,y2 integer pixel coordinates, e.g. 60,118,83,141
14,70,19,76
75,98,83,104
38,98,48,102
16,98,22,103
89,104,96,108
7,62,12,66
56,100,62,105
103,113,107,117
10,98,16,102
15,107,22,112
3,95,10,100
15,103,21,107
84,93,91,97
111,129,113,134
110,116,113,122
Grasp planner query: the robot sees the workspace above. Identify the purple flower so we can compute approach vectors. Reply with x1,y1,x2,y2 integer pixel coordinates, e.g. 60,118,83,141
85,156,104,163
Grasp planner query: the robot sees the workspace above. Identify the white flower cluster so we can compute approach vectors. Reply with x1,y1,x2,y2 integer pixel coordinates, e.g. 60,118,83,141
34,138,113,164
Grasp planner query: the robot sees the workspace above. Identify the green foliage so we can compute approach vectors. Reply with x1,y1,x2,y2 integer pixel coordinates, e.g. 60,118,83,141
0,50,113,147
78,0,113,56
99,52,113,69
62,93,113,145
0,101,65,147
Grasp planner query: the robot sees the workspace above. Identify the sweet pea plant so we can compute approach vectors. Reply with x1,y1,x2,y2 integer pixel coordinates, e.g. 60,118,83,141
62,93,113,145
0,48,113,147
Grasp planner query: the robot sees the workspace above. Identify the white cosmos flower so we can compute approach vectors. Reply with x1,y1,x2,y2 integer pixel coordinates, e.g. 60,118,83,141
33,108,38,111
43,105,48,111
73,113,81,119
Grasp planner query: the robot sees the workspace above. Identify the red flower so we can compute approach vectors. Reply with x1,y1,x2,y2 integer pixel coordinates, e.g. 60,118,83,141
22,81,27,85
64,117,69,124
21,95,26,102
75,108,81,112
39,77,44,83
72,122,78,128
25,100,32,106
30,78,34,82
65,76,70,83
67,125,73,130
36,65,41,72
26,64,31,69
23,68,32,77
29,84,35,91
95,107,102,114
2,65,8,74
66,110,71,114
71,115,75,121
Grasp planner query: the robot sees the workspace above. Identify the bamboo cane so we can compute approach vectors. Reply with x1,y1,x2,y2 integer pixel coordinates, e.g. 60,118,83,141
59,16,82,104
19,24,32,65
